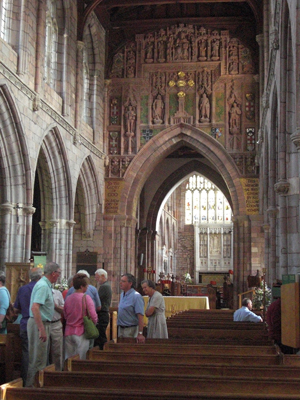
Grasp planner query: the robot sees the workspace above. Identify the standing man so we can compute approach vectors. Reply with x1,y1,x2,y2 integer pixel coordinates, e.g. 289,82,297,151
49,288,64,370
14,268,43,385
95,268,112,349
117,273,145,343
233,298,263,322
25,262,61,387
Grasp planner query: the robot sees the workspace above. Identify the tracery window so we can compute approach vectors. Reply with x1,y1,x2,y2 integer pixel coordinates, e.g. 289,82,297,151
0,0,11,42
44,1,58,87
83,46,90,122
185,174,232,225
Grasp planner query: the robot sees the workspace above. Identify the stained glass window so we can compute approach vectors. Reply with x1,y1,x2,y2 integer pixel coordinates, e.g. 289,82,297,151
185,174,232,224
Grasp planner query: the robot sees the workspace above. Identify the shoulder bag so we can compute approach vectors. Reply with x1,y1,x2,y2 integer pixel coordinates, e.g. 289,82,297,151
82,294,99,340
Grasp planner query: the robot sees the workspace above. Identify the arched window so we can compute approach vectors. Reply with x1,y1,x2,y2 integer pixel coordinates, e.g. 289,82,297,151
185,174,232,224
83,46,90,122
45,1,58,87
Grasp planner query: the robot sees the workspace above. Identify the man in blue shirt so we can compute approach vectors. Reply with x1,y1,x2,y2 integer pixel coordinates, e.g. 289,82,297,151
26,262,61,387
117,273,145,343
14,268,43,385
233,298,263,322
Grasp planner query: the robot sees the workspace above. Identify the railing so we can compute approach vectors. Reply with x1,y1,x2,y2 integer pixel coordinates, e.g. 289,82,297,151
237,289,255,309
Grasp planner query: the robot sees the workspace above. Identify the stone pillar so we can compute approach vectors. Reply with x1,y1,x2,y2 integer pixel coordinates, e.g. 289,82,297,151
232,215,250,308
274,180,290,276
23,205,36,263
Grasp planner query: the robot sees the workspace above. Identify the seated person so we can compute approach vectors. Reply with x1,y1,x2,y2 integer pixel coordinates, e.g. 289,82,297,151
233,298,263,322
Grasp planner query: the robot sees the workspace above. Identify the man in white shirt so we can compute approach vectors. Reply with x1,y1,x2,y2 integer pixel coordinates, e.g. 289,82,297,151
233,298,263,322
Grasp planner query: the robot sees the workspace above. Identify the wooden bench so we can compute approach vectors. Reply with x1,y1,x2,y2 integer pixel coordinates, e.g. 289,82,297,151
166,320,267,330
167,327,270,344
66,354,300,379
34,366,300,396
4,384,300,400
87,348,280,366
0,334,15,384
103,341,278,355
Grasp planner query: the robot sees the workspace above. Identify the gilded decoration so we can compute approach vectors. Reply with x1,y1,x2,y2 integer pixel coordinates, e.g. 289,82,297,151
106,23,258,179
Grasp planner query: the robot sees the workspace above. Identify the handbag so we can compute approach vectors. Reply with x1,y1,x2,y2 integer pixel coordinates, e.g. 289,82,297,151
82,295,99,340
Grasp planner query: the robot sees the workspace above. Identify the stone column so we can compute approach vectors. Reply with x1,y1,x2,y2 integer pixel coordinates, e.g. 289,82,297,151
0,202,13,264
23,205,36,263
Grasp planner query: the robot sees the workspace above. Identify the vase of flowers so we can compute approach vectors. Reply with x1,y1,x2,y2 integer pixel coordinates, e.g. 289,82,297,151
252,280,272,310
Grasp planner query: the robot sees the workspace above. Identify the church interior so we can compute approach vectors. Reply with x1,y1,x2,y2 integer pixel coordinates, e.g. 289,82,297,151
0,1,299,308
0,0,300,398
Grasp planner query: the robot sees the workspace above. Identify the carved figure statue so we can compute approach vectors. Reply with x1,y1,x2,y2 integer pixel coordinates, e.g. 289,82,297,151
152,94,164,124
211,39,220,60
199,92,210,122
157,40,165,61
229,101,242,133
125,104,136,133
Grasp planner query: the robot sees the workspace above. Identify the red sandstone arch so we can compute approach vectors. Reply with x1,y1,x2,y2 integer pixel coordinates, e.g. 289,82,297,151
121,123,247,218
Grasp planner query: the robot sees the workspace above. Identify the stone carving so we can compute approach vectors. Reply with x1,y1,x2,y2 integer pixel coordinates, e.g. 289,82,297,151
152,94,165,124
199,92,210,122
228,39,239,75
144,33,154,63
125,104,136,134
227,82,242,135
126,42,136,78
229,102,242,133
110,52,124,78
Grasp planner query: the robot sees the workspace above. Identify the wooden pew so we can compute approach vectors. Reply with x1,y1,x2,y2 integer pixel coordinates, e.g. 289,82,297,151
166,320,267,330
87,348,280,366
103,341,278,355
167,327,270,344
4,385,300,400
66,354,300,379
35,367,300,396
0,334,15,384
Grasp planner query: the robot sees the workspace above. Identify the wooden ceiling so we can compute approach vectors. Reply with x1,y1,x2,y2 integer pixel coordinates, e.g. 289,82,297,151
77,0,262,70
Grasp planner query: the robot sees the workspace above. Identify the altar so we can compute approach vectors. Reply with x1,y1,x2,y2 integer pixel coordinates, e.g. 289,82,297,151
143,295,209,319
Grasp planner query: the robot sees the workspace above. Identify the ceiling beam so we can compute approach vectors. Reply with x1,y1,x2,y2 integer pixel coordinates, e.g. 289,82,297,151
101,0,247,7
109,16,254,30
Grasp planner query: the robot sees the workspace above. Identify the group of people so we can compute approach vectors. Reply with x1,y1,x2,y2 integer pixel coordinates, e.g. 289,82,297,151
11,264,112,387
0,265,168,387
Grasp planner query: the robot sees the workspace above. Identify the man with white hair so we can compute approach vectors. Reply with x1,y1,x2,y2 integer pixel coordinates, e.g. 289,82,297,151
65,270,101,312
95,268,112,349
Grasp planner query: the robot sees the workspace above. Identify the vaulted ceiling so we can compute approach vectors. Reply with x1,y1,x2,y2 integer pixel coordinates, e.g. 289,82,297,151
77,0,262,75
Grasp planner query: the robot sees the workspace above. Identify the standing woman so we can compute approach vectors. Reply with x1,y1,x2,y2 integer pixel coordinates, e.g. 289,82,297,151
0,272,10,334
64,273,97,360
141,279,168,339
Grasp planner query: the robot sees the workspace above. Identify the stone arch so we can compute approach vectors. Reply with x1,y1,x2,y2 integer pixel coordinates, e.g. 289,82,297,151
122,123,246,219
0,81,32,263
75,155,102,239
147,159,232,232
36,125,73,272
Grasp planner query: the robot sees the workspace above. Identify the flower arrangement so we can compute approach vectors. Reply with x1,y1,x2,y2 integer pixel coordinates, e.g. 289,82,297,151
183,272,193,284
54,278,68,292
252,280,272,310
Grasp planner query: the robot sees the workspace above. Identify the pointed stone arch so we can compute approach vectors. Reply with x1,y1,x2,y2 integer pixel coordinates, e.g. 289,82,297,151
36,125,74,273
121,123,246,219
0,81,33,263
75,155,103,239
